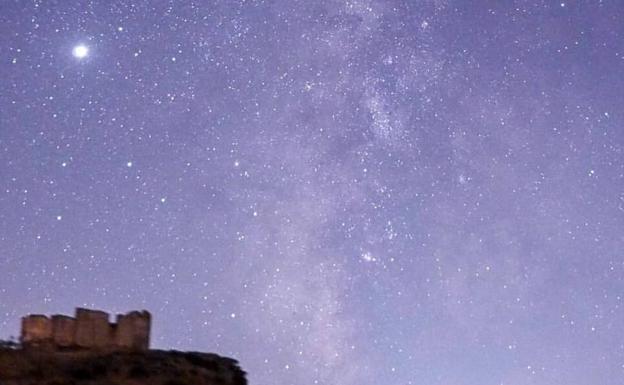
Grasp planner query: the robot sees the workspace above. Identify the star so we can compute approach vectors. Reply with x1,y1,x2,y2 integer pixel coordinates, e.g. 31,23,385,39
72,44,89,59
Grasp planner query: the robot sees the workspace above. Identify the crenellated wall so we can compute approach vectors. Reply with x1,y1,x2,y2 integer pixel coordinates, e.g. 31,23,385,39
20,308,151,351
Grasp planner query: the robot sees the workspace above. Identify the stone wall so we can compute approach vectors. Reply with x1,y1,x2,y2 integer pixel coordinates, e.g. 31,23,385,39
51,315,75,347
20,308,151,351
115,311,151,351
21,315,52,345
75,308,111,349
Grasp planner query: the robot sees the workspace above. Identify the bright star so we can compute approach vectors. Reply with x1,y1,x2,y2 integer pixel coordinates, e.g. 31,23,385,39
72,44,89,59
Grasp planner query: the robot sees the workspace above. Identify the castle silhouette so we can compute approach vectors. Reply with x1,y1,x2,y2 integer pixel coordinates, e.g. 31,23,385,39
20,308,151,351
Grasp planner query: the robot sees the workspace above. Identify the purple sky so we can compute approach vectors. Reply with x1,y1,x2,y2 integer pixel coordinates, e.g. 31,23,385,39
1,1,624,384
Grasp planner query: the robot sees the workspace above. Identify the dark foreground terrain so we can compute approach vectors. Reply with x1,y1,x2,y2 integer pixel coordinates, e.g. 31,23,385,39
0,347,246,385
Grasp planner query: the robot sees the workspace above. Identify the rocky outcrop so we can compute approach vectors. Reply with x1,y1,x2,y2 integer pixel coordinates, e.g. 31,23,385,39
0,348,247,385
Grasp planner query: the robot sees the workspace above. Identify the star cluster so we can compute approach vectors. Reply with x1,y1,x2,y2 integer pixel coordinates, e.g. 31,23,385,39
1,1,624,384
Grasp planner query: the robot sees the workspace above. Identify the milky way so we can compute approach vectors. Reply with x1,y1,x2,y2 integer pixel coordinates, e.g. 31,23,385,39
2,2,624,384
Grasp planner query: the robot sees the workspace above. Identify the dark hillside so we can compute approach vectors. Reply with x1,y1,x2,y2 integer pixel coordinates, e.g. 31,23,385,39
0,347,246,385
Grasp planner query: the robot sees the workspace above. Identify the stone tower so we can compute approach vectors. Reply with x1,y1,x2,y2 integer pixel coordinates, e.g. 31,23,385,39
51,315,75,347
74,308,112,349
115,311,151,351
21,315,52,346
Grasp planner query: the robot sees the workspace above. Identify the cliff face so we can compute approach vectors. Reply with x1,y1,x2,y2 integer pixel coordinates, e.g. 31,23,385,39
0,348,247,385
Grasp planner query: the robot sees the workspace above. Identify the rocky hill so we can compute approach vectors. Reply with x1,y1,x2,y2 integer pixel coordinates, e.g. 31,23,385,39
0,347,247,385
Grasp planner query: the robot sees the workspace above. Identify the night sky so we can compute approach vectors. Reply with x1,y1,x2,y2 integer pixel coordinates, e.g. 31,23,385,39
1,1,624,384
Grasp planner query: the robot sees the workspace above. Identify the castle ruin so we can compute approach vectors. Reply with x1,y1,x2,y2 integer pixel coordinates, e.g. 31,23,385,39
20,308,151,351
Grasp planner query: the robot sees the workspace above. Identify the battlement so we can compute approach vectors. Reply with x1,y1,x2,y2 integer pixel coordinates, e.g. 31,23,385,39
20,308,150,351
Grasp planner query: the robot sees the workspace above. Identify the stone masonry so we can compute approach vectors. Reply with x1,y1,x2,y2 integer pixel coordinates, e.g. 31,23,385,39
51,315,75,347
20,308,151,351
115,311,151,351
